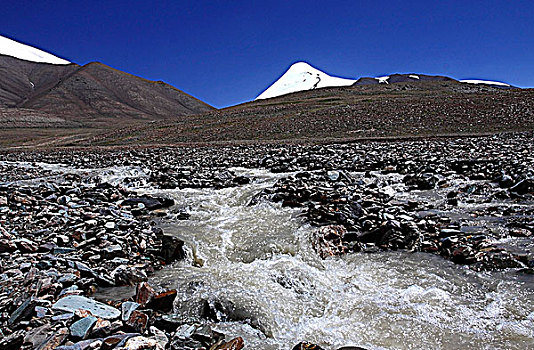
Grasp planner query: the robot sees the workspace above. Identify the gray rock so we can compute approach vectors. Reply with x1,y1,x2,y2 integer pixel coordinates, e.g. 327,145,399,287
112,265,147,286
23,324,51,348
122,301,140,322
8,297,37,326
36,327,69,350
70,316,98,339
56,339,102,350
52,295,120,320
101,244,124,259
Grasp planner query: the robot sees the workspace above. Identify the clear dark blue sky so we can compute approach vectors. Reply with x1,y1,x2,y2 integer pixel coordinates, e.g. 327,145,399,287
3,0,533,108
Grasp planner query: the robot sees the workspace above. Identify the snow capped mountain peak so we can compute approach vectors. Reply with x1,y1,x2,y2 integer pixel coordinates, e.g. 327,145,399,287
0,35,70,65
256,61,356,100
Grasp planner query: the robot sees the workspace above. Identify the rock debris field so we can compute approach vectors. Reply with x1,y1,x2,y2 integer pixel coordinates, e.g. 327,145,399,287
0,132,533,350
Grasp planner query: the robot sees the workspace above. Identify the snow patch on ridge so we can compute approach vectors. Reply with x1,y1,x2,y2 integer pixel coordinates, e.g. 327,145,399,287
256,62,356,100
0,35,70,65
460,79,511,87
376,76,390,84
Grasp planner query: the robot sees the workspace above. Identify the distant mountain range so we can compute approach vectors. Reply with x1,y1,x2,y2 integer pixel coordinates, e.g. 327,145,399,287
0,35,213,129
256,62,513,100
0,35,530,147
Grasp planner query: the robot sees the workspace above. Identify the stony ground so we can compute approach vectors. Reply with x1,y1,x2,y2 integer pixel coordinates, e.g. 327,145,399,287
0,132,533,349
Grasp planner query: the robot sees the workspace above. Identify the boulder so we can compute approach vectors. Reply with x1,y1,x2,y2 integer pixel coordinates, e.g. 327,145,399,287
122,301,141,322
125,310,149,333
146,289,177,313
160,235,185,263
312,225,347,259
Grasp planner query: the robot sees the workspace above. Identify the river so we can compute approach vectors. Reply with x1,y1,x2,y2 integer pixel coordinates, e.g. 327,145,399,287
141,168,534,350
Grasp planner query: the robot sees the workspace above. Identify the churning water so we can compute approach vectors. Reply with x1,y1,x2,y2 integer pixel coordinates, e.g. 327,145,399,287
144,168,534,350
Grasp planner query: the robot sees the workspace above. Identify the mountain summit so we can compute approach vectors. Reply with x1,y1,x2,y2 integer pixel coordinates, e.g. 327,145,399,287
0,35,70,64
256,62,356,100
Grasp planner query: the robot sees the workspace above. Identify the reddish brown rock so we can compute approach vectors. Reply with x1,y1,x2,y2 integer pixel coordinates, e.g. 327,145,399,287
135,282,156,307
211,337,244,350
125,310,149,333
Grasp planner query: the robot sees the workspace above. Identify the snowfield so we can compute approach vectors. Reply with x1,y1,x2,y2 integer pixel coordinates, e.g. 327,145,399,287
0,35,70,65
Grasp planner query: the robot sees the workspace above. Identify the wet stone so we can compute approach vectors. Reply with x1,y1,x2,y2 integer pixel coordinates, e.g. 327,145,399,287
122,195,174,210
101,334,139,350
90,318,112,338
312,225,348,259
175,324,197,339
0,330,25,350
56,339,102,350
35,305,48,318
23,324,51,348
293,342,325,350
509,179,534,195
122,336,160,350
146,289,177,313
101,244,124,259
58,273,79,286
153,314,185,332
150,326,169,349
210,337,245,350
160,235,185,263
112,265,148,286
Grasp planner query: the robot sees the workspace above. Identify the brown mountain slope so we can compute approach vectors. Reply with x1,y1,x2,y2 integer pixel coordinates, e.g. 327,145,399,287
22,62,213,125
0,56,214,130
85,80,534,146
0,54,79,107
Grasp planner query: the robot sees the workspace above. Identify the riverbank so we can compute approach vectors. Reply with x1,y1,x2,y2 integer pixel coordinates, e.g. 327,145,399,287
1,132,533,349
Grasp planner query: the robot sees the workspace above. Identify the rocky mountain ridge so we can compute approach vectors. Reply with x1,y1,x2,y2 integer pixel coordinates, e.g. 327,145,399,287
257,62,514,100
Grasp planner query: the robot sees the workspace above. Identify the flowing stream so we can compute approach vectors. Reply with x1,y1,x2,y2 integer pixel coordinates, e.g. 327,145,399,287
141,168,534,350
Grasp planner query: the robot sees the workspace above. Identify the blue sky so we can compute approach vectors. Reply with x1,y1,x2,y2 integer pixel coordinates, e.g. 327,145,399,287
2,0,533,108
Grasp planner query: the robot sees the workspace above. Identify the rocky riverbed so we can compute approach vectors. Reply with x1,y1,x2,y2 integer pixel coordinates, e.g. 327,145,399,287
0,132,533,349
